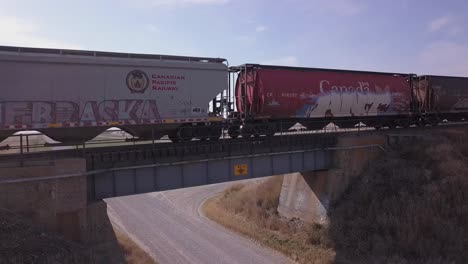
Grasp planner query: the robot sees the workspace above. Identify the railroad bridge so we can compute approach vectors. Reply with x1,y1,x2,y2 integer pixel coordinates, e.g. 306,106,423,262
0,131,380,200
0,125,460,241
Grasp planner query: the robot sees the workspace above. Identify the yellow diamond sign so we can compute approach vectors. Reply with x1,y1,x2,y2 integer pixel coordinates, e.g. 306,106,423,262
234,164,248,176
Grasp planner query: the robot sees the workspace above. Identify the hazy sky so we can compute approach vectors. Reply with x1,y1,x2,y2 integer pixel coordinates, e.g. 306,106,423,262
1,0,467,75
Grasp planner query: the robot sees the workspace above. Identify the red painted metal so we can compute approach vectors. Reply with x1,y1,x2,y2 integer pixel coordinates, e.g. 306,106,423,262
236,68,412,119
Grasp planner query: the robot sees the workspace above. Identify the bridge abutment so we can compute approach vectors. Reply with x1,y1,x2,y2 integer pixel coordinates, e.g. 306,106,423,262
0,158,88,242
277,135,387,223
278,171,329,224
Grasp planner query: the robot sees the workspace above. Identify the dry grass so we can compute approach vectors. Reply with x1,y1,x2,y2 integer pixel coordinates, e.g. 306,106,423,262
0,208,157,264
203,131,468,264
115,229,157,264
330,133,468,263
0,209,91,263
203,176,335,264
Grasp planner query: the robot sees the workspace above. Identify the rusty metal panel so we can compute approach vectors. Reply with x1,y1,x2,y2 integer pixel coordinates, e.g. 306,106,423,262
428,76,468,113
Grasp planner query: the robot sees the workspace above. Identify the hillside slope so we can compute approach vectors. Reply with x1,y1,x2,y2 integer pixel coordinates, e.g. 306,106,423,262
330,131,468,263
0,209,90,264
204,130,468,264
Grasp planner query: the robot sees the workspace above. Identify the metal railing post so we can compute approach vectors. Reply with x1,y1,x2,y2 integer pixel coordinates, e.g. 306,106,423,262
280,120,283,137
26,135,30,153
152,127,155,150
19,134,24,166
20,134,23,156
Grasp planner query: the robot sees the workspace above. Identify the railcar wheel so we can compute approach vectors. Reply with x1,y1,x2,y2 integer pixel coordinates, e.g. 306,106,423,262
400,119,411,128
241,126,253,138
416,118,426,127
265,130,275,137
228,126,240,139
253,125,262,138
430,117,440,127
264,124,276,137
209,127,222,140
168,132,180,143
178,125,193,142
242,132,252,138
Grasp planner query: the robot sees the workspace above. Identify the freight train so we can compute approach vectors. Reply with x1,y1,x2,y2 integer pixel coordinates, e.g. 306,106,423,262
1,46,467,144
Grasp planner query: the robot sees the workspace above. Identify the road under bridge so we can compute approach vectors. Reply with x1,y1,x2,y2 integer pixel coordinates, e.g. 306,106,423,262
0,124,465,242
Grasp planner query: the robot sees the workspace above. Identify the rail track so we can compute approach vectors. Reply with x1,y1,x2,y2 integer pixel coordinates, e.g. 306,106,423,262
0,121,467,163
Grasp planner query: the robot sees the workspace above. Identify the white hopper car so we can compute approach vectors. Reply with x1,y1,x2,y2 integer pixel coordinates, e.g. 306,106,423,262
0,46,228,143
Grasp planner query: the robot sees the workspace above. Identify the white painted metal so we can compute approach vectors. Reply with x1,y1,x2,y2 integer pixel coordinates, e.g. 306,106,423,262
0,46,228,130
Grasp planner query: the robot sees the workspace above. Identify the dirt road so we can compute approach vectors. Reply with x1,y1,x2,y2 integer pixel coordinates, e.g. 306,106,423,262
105,180,293,264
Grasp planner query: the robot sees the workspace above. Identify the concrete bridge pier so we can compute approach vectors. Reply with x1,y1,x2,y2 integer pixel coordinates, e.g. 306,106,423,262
0,159,88,241
277,135,387,224
278,171,329,224
0,158,131,262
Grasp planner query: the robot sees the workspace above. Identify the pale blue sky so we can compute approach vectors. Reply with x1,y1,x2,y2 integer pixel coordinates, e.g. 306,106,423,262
1,0,467,75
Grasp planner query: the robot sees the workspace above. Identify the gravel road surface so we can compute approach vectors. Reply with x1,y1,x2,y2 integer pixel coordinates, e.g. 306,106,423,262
105,180,293,264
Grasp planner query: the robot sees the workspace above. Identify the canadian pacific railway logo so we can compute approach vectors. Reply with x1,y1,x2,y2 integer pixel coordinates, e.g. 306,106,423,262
126,70,149,93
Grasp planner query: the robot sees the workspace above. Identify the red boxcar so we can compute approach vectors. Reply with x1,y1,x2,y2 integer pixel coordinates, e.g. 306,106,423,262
413,75,468,121
234,64,412,129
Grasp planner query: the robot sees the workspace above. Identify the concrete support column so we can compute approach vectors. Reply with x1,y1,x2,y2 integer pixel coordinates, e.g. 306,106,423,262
0,158,87,241
277,135,387,224
278,171,329,224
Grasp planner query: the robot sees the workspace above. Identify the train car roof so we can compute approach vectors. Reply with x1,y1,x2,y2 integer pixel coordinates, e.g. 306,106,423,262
418,74,468,79
230,63,414,77
0,45,227,64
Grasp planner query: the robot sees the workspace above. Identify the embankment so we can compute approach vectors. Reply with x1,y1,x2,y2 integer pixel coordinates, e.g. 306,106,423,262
0,204,156,264
0,157,156,263
203,130,468,264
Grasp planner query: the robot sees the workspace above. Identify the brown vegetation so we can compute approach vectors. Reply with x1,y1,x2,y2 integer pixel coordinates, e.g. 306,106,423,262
203,176,335,264
330,132,468,263
203,131,468,264
0,209,91,263
0,208,156,264
115,229,157,264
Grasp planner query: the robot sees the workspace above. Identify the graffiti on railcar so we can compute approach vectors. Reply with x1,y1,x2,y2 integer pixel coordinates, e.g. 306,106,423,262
0,99,161,127
299,89,410,118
